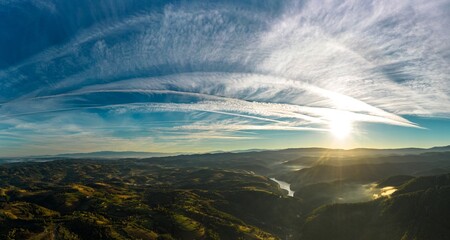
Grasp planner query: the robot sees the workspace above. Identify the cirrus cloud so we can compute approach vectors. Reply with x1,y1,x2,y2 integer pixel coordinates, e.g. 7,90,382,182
0,0,449,156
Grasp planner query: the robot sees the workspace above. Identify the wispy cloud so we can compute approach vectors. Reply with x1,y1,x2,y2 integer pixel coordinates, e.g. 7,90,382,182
0,0,449,155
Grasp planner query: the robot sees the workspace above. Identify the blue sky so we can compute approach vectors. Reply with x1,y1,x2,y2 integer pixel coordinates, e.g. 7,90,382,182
1,0,450,157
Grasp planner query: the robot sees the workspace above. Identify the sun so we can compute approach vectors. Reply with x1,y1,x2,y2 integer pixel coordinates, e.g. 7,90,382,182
329,114,353,139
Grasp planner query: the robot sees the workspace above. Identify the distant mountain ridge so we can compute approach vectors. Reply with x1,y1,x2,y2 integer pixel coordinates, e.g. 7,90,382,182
278,145,450,156
1,145,449,161
0,151,179,162
53,151,177,159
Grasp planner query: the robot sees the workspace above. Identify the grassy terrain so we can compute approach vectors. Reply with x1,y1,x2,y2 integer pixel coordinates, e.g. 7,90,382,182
0,160,302,239
302,174,450,240
1,150,450,239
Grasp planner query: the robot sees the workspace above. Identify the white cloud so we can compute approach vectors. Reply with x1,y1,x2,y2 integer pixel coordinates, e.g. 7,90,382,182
0,0,449,155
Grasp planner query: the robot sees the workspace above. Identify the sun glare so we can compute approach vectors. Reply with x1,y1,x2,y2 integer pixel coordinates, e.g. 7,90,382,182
329,114,353,139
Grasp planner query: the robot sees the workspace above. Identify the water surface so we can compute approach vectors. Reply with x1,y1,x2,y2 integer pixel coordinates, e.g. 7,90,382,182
270,178,295,197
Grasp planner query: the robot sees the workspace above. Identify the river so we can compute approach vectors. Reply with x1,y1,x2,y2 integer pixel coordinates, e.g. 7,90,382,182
270,178,295,197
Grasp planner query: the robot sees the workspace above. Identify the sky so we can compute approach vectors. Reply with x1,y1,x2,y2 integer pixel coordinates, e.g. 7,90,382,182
0,0,450,157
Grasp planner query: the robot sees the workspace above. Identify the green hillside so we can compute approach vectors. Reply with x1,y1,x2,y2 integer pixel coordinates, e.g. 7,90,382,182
302,174,450,240
1,151,450,239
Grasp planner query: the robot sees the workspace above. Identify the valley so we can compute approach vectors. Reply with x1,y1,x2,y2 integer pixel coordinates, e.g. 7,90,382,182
1,148,450,239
